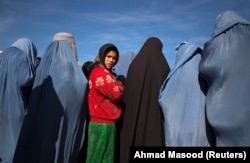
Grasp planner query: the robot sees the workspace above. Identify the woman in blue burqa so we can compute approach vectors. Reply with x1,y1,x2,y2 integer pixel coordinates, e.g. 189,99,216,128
113,51,136,84
0,38,38,163
199,11,250,146
13,32,89,162
158,42,210,147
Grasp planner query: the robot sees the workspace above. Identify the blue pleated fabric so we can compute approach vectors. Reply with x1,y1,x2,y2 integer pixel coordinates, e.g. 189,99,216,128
199,11,250,146
158,42,210,146
0,38,37,163
13,39,88,162
113,51,136,83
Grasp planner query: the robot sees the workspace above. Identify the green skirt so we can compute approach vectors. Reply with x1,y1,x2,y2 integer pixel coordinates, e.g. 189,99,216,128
85,122,116,163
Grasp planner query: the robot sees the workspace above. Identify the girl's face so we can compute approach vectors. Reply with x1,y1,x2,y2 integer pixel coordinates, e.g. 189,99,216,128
104,50,117,70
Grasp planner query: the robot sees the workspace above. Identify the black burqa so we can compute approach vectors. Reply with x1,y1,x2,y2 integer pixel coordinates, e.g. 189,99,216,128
199,11,250,146
118,37,170,163
13,38,88,162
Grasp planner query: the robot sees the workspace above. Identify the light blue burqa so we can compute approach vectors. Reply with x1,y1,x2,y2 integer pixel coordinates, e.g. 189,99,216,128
0,38,37,163
158,42,210,146
199,11,250,146
13,34,88,163
113,51,136,79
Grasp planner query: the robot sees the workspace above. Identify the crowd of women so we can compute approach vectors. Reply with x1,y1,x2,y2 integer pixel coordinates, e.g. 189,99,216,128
0,10,250,163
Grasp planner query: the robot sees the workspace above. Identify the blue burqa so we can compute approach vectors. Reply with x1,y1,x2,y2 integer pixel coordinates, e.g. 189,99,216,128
0,38,37,163
113,51,136,83
199,11,250,146
158,42,210,146
13,40,88,162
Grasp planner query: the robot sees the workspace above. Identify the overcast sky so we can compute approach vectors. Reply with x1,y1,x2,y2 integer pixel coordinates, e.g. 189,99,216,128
0,0,249,67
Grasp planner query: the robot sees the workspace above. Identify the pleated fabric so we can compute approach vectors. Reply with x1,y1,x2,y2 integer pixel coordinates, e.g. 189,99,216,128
13,37,88,162
199,11,250,146
0,38,37,163
158,42,210,146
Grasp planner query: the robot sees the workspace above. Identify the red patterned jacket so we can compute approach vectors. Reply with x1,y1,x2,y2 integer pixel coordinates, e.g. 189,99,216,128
88,66,124,124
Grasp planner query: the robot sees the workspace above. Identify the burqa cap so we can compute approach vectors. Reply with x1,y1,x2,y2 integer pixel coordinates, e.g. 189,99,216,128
53,32,76,51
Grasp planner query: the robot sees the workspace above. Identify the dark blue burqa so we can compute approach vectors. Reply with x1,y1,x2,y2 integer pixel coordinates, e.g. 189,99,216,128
13,40,88,162
0,38,37,163
199,11,250,146
158,42,210,146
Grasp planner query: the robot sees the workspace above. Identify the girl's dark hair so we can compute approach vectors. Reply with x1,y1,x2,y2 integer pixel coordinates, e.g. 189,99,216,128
82,61,93,79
